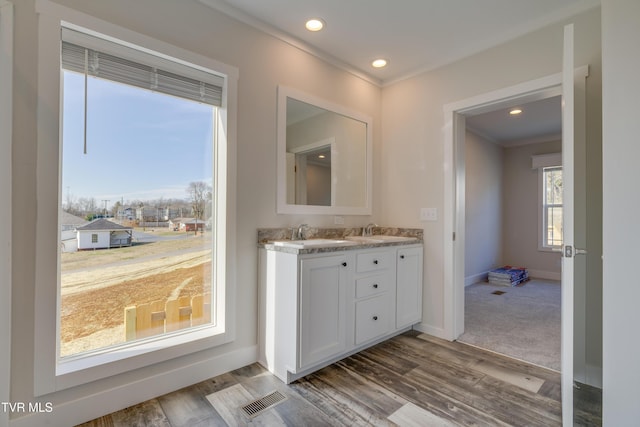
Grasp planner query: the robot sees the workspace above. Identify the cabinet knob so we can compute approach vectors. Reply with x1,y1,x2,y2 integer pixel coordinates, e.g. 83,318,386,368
373,316,378,321
373,259,379,265
342,262,347,267
373,283,378,289
400,255,405,259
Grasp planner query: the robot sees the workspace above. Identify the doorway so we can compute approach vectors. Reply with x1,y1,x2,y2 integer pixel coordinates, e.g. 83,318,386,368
456,95,563,371
443,65,596,423
442,72,565,344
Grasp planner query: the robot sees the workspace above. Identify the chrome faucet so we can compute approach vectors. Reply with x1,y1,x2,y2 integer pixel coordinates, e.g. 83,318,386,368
363,223,378,236
294,223,308,240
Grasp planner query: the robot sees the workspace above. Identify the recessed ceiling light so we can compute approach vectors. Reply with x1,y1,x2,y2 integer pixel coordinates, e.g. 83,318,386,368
318,154,326,159
372,58,388,68
305,19,324,32
509,108,523,115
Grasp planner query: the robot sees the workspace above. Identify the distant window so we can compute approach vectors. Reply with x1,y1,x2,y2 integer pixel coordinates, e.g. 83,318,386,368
91,234,98,243
540,166,563,250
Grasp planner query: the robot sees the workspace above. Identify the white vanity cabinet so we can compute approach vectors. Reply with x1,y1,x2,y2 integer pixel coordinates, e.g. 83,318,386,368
299,254,350,368
258,242,423,384
353,248,396,345
396,246,424,329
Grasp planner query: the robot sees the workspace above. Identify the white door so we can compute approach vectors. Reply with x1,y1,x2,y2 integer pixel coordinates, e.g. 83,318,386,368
561,23,587,426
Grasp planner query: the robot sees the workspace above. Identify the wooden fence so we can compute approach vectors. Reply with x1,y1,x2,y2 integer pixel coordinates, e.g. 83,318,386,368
124,294,211,341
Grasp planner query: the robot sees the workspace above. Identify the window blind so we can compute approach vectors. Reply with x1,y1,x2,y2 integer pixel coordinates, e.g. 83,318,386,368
531,153,562,169
61,31,223,107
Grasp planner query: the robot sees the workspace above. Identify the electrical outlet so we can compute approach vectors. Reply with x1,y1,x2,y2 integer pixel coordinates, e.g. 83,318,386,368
420,207,437,221
334,215,345,225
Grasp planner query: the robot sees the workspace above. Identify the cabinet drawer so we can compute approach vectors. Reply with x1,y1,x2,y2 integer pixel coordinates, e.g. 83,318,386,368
356,250,394,273
355,295,393,345
355,271,393,299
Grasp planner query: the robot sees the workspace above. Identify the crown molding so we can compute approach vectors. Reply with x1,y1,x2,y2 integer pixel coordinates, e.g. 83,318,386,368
197,0,382,87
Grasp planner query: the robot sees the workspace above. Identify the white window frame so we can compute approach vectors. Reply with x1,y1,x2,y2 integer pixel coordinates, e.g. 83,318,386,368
34,2,238,395
0,2,13,425
534,153,563,252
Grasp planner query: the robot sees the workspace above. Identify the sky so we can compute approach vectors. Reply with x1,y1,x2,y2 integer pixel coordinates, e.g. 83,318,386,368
62,71,214,209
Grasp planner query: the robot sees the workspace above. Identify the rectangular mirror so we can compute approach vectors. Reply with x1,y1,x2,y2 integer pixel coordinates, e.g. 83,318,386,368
277,86,372,215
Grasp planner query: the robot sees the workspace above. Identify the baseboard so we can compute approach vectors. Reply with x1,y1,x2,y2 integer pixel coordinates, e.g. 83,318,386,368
527,269,561,281
465,271,488,287
585,363,603,389
413,323,450,341
9,345,258,427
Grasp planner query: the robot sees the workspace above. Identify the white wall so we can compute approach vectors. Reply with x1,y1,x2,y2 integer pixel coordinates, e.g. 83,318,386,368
8,0,381,425
464,134,564,284
502,140,562,278
601,0,640,424
77,231,108,250
464,131,503,284
381,7,602,340
1,3,13,427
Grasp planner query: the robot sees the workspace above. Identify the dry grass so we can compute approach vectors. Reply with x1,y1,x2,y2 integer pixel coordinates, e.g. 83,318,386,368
59,233,213,357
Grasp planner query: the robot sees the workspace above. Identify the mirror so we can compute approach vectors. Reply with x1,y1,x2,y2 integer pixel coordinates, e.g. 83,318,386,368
277,86,372,215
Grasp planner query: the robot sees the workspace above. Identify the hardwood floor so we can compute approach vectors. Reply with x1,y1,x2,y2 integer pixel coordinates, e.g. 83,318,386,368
77,331,601,426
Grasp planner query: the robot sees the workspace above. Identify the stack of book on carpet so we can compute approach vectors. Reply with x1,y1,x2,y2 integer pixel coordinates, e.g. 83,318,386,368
488,266,529,286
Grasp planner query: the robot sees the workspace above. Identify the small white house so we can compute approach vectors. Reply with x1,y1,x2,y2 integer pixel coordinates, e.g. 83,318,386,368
76,218,133,250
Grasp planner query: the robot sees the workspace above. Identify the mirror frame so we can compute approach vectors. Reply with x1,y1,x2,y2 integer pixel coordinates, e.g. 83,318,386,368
276,85,373,215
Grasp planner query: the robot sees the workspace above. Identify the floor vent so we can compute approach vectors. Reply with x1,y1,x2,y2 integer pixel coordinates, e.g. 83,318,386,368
241,391,287,418
492,290,506,295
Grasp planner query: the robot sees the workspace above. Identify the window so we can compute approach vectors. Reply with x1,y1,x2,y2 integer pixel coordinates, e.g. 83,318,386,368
58,27,227,359
541,166,563,250
32,13,236,394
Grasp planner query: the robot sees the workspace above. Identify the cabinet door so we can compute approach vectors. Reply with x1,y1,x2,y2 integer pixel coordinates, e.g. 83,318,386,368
355,294,393,345
396,246,423,329
299,254,349,369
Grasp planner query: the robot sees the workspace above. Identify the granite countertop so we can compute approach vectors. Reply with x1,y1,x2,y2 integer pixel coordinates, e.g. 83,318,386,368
257,226,423,254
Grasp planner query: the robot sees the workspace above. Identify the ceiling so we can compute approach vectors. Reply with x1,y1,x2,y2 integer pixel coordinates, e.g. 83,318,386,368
465,95,562,146
199,0,597,142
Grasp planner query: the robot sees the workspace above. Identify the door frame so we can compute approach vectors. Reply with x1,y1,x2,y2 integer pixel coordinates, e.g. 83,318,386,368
443,72,564,341
443,66,589,424
443,67,588,339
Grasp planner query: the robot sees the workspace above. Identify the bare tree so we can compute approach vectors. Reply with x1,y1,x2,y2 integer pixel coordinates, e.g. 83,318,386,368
111,200,122,219
187,181,212,235
77,197,98,220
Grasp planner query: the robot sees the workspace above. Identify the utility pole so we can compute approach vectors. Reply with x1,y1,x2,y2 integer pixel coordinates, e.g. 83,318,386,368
102,199,109,218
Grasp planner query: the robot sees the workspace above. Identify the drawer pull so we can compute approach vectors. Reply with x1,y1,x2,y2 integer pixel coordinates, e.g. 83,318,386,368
373,316,378,321
400,255,405,259
373,259,379,265
342,262,347,267
373,284,378,289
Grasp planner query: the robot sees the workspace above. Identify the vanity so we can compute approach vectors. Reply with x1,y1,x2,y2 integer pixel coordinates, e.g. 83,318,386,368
258,231,423,383
259,88,421,383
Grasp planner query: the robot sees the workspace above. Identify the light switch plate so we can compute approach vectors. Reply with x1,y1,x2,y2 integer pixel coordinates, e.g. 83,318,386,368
334,215,345,225
420,208,437,221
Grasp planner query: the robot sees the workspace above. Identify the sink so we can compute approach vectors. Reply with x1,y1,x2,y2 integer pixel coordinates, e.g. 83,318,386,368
272,238,359,249
345,235,418,244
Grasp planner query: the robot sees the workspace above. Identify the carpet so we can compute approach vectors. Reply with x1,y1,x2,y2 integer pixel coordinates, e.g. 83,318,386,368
457,279,561,371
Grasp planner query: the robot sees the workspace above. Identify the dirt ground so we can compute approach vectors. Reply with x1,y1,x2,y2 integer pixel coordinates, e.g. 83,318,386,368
59,233,212,357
